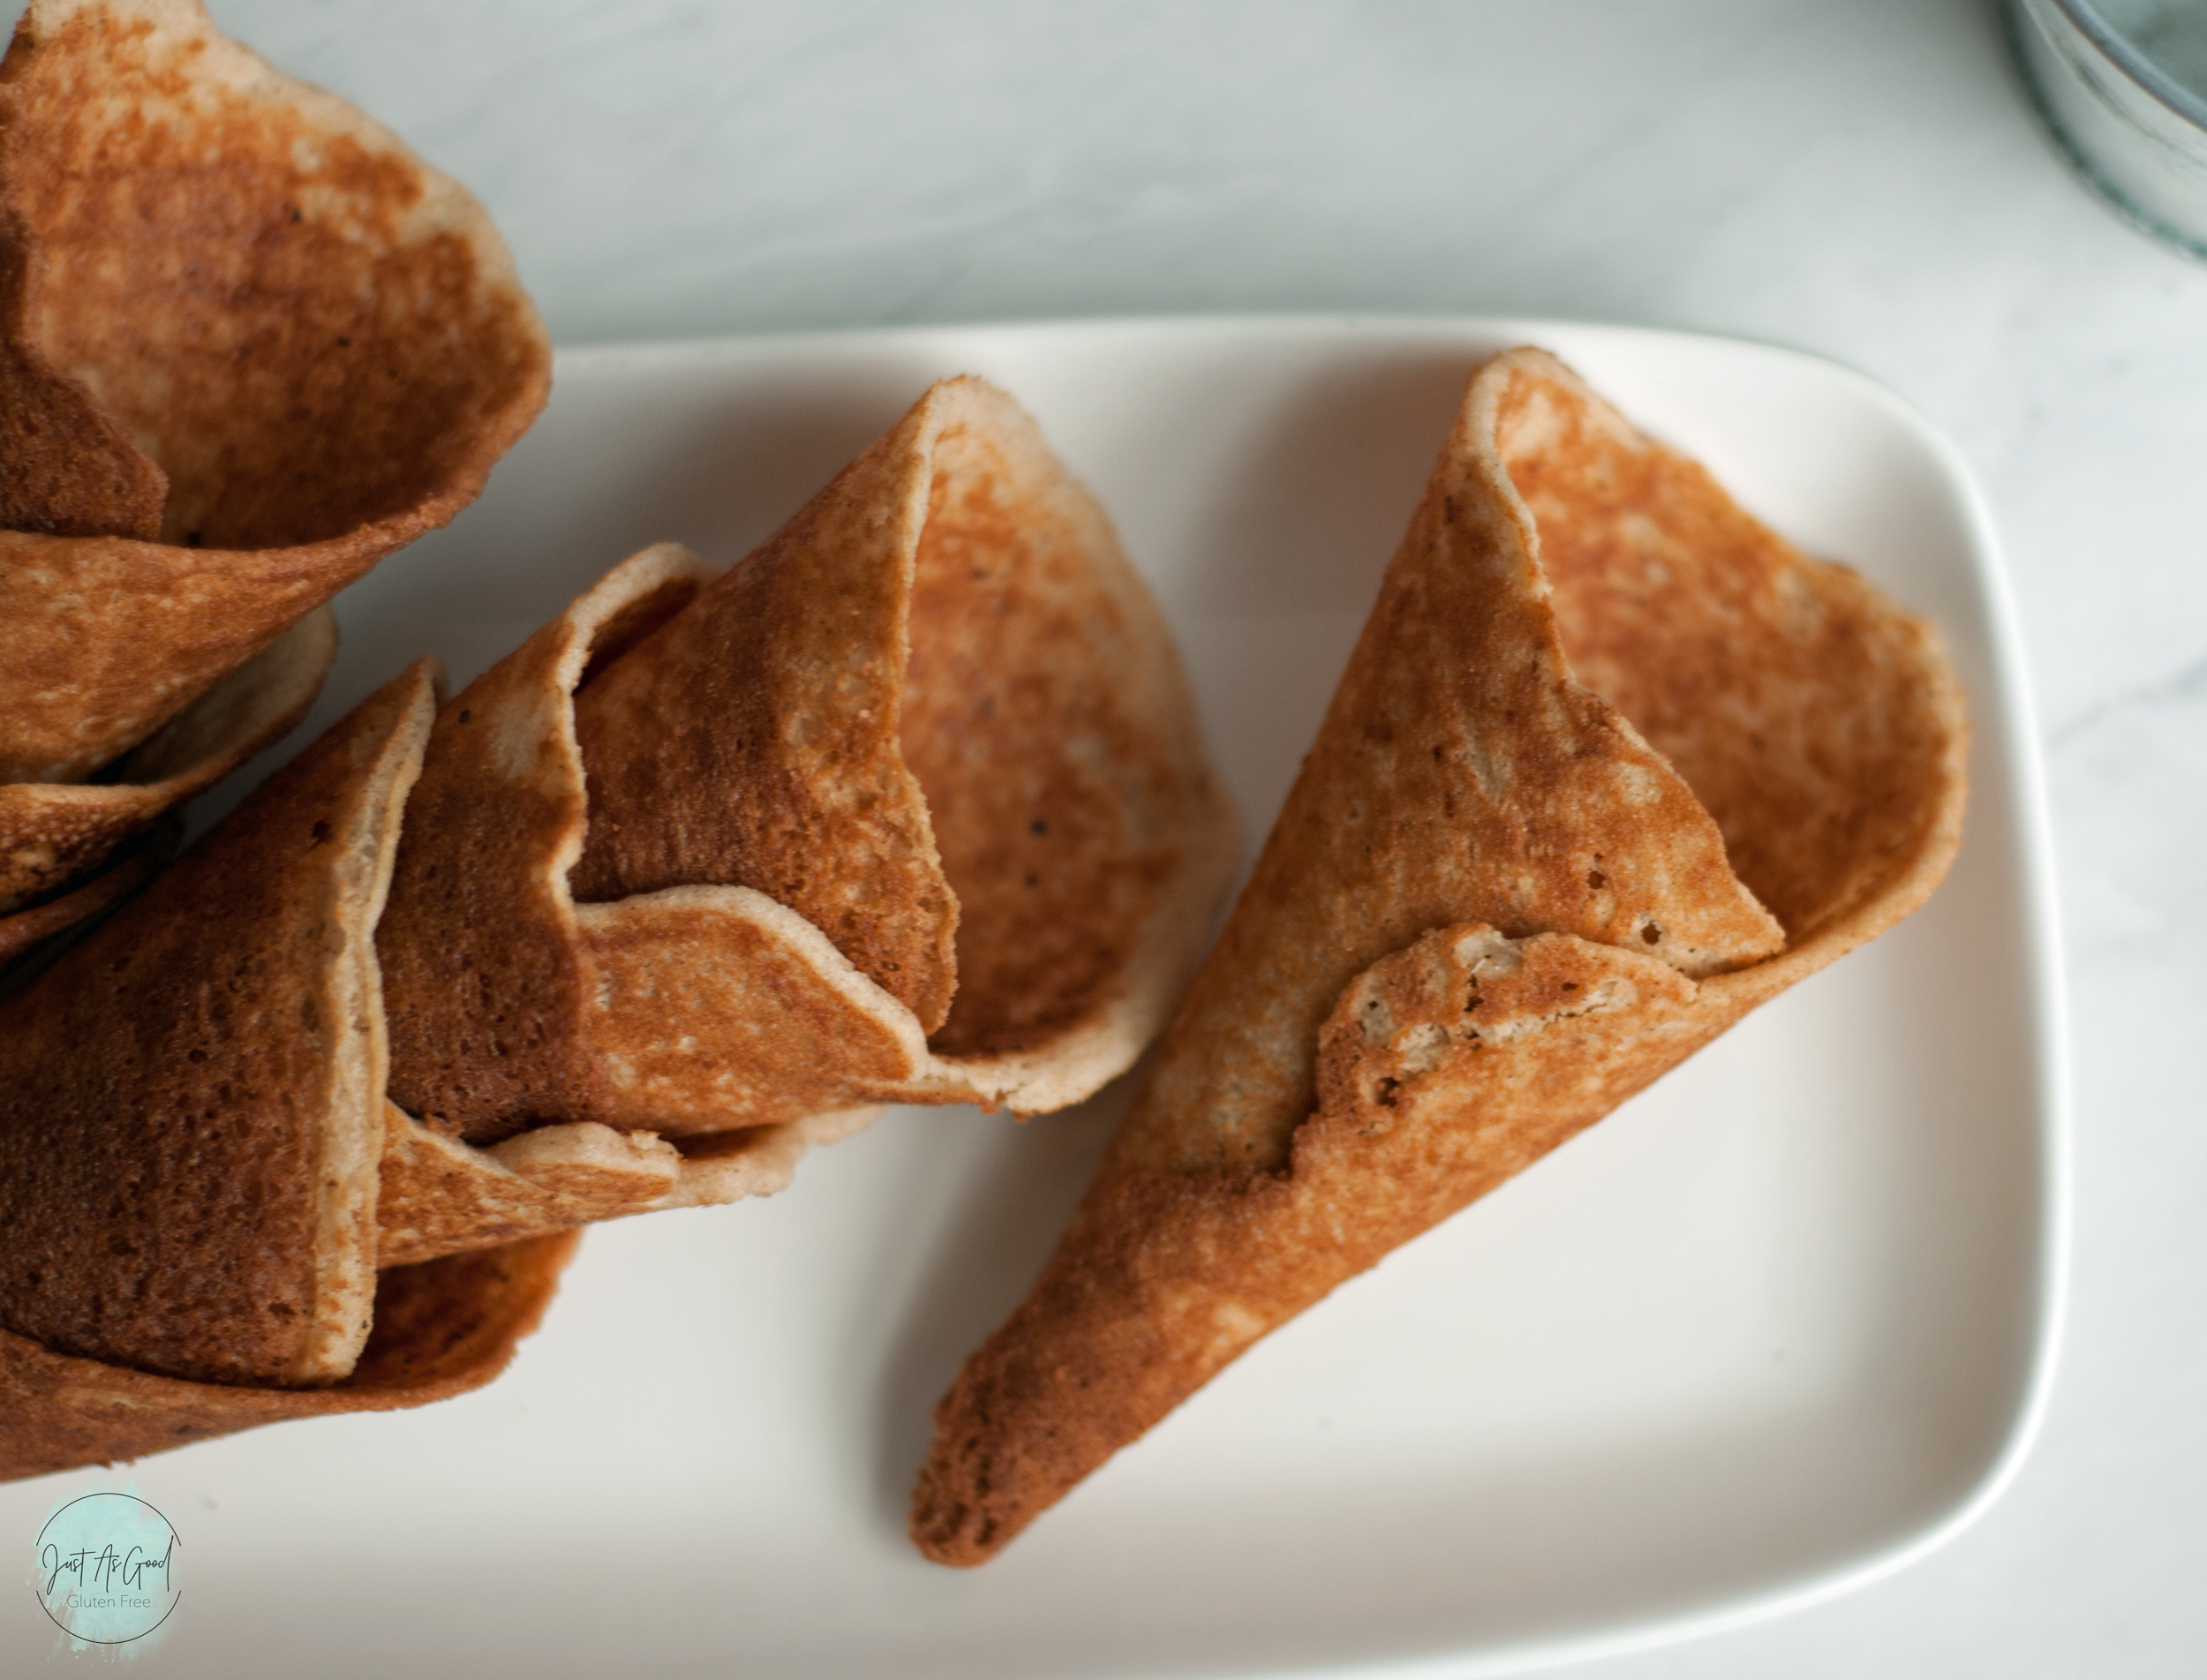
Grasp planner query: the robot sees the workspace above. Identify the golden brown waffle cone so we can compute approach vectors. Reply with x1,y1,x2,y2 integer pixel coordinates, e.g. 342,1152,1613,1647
909,347,1969,1565
0,0,549,910
0,666,574,1480
371,378,1239,1259
0,606,336,923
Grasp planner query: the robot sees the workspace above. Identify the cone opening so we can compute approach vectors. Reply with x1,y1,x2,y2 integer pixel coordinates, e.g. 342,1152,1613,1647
1490,358,1959,944
572,577,706,700
901,410,1163,1060
567,381,1195,1072
4,1,546,550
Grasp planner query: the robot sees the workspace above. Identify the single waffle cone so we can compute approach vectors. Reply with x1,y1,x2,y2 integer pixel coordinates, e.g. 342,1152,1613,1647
910,348,1968,1566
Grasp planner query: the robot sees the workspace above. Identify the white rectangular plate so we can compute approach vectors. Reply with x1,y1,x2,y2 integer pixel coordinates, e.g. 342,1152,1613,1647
0,318,2066,1678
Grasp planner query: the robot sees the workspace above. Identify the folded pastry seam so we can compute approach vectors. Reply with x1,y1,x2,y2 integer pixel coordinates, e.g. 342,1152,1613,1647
379,376,1239,1183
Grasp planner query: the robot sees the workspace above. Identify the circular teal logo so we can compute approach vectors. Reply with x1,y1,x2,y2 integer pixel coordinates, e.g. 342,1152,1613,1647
30,1490,180,1648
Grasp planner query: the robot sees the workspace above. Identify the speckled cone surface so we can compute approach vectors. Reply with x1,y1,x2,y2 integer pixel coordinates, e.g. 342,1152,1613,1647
909,348,1969,1565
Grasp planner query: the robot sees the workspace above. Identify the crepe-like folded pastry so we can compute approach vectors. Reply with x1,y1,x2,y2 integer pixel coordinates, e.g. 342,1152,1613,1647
0,828,165,974
0,1235,574,1483
0,0,549,905
0,664,572,1480
0,605,335,954
373,376,1239,1260
910,347,1970,1564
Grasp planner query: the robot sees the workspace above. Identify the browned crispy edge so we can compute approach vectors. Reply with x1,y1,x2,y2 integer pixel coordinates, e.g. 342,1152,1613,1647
0,604,336,912
0,1232,576,1483
0,664,433,1384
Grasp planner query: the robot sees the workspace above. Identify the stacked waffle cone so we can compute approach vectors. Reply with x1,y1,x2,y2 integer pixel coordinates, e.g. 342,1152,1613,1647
0,329,1963,1538
0,374,1241,1478
0,0,549,961
0,669,576,1480
0,3,1966,1528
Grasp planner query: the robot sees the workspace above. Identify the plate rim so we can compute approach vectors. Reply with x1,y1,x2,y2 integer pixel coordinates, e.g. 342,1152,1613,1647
16,314,2073,1680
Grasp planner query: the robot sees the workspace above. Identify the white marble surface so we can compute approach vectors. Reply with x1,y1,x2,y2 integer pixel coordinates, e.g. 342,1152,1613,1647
176,2,2207,1674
